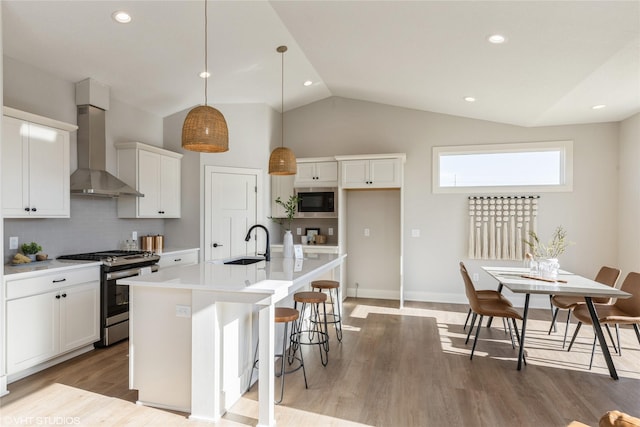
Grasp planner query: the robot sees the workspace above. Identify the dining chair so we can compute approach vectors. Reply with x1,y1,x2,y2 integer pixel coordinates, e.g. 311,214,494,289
460,263,513,333
567,271,640,369
459,262,523,361
548,266,621,348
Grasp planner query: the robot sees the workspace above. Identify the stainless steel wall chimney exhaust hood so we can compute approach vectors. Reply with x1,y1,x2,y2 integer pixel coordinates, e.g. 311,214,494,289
71,79,143,198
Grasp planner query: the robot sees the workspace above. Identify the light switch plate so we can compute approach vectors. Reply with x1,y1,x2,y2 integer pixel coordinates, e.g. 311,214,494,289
411,229,420,238
328,227,334,236
132,231,138,240
296,228,302,235
9,236,18,250
175,305,191,318
364,228,370,237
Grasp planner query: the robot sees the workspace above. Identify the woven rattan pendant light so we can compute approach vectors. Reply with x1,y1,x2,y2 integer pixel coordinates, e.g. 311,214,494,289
268,46,297,175
182,0,228,153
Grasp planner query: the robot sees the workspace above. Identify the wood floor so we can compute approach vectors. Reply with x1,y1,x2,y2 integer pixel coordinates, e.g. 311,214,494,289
2,298,639,427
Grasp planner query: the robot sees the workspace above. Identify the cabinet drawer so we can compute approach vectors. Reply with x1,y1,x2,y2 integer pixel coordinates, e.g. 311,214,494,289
6,267,100,300
158,250,199,268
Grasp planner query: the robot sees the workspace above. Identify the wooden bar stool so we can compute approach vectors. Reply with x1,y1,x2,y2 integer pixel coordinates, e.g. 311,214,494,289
311,280,343,342
292,291,329,366
247,307,307,404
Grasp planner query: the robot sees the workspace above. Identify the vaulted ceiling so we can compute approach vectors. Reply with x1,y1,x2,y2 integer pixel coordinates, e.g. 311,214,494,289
3,1,639,127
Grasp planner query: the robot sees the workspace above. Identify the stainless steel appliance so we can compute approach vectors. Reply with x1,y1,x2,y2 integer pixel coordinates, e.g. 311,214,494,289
294,187,338,218
58,250,159,347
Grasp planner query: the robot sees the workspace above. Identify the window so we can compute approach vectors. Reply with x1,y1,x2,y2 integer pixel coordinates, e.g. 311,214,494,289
432,140,573,193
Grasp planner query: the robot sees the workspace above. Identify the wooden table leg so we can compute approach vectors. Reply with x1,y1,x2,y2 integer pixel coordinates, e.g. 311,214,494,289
584,296,618,380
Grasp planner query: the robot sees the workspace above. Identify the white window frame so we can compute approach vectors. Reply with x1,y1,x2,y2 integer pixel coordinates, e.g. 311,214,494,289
432,140,573,194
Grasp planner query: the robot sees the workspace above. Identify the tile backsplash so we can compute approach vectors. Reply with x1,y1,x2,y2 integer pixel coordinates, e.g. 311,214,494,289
4,197,163,263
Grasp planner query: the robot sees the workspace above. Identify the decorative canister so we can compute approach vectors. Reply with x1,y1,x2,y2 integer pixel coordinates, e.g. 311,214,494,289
153,235,164,252
141,235,154,251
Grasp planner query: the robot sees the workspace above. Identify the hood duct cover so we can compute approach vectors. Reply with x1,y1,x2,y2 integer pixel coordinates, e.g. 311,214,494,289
70,105,143,197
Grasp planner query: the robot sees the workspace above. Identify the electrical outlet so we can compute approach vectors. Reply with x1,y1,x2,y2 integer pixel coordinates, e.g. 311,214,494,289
473,273,479,282
411,229,420,237
175,305,191,318
296,228,302,235
364,228,370,237
132,231,138,240
328,227,334,236
9,236,18,250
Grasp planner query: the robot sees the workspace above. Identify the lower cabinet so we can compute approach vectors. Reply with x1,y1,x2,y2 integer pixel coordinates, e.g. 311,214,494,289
5,266,100,376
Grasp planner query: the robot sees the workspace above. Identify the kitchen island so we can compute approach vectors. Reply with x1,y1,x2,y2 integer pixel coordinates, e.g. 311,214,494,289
120,252,345,427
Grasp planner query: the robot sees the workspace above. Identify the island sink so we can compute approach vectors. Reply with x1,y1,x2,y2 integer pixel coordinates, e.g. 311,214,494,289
224,257,264,265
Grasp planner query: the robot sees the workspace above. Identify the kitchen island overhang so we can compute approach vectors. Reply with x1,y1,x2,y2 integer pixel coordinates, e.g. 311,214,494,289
120,253,346,427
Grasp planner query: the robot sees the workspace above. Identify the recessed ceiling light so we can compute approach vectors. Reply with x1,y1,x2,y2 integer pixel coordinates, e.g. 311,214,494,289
464,96,476,102
112,11,132,24
303,80,313,87
487,34,506,44
199,71,211,79
592,104,607,110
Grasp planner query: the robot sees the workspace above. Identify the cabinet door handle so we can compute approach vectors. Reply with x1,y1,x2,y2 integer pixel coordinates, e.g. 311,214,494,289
31,207,37,212
55,294,61,299
174,258,182,262
24,207,30,212
61,293,67,298
212,243,223,248
52,278,67,283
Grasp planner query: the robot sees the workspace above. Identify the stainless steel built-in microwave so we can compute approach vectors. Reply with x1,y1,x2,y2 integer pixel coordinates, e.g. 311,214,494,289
294,187,338,218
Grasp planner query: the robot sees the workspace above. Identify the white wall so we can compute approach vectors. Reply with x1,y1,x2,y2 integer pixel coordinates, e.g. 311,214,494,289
346,189,401,299
2,57,165,255
285,96,621,306
618,112,640,277
163,103,277,250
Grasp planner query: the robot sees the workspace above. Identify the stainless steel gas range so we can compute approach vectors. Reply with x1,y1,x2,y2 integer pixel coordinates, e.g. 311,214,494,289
58,250,160,347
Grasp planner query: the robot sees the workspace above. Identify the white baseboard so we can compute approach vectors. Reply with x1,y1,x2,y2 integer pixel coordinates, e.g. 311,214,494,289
402,290,553,310
346,287,399,300
0,375,8,396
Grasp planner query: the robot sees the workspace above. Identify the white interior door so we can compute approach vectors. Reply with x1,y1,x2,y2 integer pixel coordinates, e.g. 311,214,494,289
204,166,260,261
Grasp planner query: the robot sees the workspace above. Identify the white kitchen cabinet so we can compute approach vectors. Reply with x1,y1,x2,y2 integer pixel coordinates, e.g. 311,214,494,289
5,265,100,376
271,175,295,218
340,158,402,189
116,142,183,218
294,160,338,187
158,248,200,269
2,108,76,218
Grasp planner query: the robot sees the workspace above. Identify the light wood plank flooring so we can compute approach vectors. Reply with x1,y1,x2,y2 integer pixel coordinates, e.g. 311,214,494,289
2,298,639,426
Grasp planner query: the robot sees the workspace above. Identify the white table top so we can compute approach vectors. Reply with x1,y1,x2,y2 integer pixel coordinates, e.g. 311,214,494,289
120,253,345,296
482,266,630,299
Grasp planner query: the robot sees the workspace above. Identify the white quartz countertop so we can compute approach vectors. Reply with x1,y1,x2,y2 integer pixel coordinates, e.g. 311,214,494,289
4,259,102,278
120,253,345,295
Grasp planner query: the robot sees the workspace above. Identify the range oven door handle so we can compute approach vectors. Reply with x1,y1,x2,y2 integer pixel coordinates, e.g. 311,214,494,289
106,264,159,281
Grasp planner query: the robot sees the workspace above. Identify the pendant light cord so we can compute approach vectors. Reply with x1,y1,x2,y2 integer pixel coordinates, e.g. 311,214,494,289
281,48,284,148
204,0,208,106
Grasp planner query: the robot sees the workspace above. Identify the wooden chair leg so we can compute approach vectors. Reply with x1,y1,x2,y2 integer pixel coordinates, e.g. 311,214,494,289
567,321,583,351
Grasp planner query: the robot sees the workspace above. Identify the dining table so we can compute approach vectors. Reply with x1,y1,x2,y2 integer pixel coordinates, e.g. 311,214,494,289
482,266,631,380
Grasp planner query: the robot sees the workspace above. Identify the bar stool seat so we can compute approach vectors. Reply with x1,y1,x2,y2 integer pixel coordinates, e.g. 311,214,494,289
248,307,307,404
311,280,343,342
292,291,329,366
